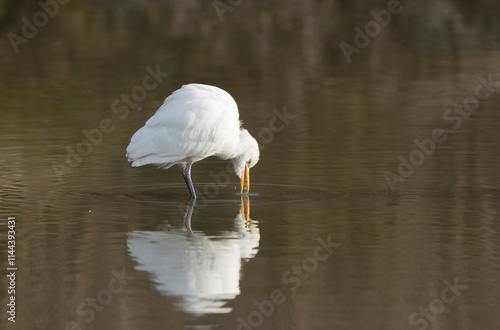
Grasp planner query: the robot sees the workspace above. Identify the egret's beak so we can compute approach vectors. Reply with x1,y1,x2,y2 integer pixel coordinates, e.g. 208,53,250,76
240,163,250,194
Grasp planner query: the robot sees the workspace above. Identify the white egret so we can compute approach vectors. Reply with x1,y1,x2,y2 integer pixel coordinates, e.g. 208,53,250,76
126,83,259,199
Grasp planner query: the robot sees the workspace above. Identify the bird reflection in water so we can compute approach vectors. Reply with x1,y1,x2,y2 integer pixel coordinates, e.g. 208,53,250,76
127,197,258,315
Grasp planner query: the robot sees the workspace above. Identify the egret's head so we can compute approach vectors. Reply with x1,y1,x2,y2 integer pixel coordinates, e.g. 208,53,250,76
233,129,259,193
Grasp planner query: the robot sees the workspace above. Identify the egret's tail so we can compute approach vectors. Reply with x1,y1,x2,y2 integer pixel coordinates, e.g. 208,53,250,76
126,126,184,168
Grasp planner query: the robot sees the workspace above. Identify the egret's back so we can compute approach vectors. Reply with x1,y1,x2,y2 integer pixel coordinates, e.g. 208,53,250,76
126,84,241,168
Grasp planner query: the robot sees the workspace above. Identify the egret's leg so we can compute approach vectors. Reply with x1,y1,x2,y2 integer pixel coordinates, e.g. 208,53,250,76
180,161,196,200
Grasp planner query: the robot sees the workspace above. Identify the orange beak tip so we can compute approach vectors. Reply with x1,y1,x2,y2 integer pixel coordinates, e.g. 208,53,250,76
245,164,250,193
240,164,250,195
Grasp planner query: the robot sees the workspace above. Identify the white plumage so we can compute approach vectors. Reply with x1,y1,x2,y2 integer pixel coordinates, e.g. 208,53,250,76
126,83,259,199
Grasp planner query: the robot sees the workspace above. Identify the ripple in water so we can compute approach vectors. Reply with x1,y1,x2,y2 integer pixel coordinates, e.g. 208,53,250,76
85,183,336,205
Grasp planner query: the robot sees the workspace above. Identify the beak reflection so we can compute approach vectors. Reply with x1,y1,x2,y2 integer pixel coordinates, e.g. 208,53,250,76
240,196,250,222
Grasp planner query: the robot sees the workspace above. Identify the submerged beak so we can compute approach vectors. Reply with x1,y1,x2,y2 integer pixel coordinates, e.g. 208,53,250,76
240,163,250,194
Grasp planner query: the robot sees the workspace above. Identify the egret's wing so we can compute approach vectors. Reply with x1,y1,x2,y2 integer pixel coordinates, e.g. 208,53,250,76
126,84,241,167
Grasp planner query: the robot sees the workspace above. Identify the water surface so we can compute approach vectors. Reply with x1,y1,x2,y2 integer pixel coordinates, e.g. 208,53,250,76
0,1,499,329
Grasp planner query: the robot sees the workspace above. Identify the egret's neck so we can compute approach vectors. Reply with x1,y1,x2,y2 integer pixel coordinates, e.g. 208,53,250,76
231,129,259,178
